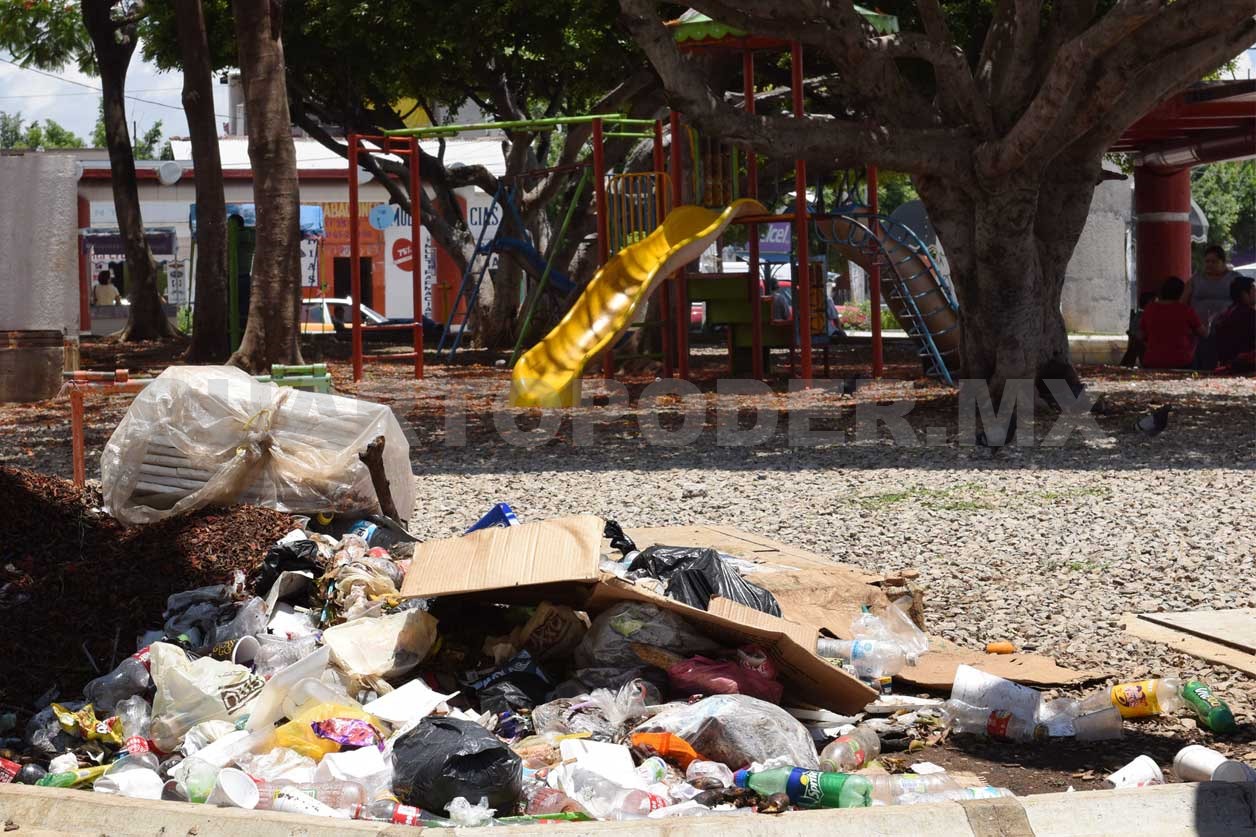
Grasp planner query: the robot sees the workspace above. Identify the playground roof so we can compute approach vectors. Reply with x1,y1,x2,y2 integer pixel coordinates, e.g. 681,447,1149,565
670,8,899,44
1112,79,1256,165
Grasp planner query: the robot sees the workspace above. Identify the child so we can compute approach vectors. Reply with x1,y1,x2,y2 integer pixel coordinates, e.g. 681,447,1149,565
1140,276,1206,369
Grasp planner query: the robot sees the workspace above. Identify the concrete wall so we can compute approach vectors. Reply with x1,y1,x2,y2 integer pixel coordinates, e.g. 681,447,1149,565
0,153,80,332
1061,179,1132,334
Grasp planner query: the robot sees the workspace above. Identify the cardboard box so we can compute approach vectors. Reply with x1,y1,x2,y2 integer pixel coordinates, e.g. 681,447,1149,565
401,515,877,713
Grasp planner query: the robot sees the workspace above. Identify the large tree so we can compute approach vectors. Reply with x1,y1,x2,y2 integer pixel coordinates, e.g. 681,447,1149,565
0,114,86,149
174,0,231,363
1,1,175,340
226,0,303,372
619,0,1255,390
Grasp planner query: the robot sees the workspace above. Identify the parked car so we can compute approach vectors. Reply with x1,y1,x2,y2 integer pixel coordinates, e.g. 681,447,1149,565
300,297,445,343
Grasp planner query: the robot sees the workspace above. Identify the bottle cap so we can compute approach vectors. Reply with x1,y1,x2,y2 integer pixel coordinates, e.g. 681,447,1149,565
732,768,750,788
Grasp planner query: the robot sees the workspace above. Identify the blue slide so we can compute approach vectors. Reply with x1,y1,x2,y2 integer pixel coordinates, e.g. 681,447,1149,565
486,237,577,296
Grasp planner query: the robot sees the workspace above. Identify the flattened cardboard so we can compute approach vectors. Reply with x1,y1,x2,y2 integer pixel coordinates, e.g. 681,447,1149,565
1123,612,1256,678
1138,608,1256,655
400,514,604,599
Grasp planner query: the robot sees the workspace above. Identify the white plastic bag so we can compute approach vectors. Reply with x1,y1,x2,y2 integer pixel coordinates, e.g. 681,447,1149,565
102,366,415,525
631,695,818,770
323,609,438,682
149,642,265,751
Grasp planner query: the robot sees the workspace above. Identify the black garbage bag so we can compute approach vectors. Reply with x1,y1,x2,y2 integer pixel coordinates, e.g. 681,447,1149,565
627,545,781,617
603,519,637,555
255,539,322,598
392,718,522,812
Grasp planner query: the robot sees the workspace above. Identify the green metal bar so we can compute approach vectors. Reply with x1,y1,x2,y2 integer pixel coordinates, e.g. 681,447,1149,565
385,113,628,137
604,118,659,126
509,169,591,366
227,216,241,351
604,131,654,138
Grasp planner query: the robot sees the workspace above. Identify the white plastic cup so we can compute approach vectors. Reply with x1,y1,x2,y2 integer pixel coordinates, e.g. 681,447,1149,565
1073,706,1123,741
1106,754,1165,789
1174,745,1256,783
206,768,260,809
231,635,261,667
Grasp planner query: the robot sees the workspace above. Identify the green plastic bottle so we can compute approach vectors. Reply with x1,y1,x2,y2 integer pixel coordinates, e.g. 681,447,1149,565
1181,681,1237,733
733,767,872,808
34,764,108,788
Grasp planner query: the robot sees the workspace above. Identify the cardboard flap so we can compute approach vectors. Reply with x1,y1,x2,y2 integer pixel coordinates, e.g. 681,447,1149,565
400,515,604,599
900,636,1104,690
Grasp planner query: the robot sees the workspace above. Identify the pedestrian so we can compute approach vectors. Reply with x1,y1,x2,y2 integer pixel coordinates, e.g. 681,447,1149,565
92,270,121,306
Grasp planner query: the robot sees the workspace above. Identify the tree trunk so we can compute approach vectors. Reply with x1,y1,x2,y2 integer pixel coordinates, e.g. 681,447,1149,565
176,0,230,363
914,156,1101,395
81,0,174,341
228,0,302,373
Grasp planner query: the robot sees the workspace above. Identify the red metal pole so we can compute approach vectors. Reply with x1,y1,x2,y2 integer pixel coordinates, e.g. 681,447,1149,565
410,137,424,379
791,41,813,383
744,48,763,380
348,134,364,382
868,164,883,378
654,120,673,378
70,386,86,487
593,118,614,381
669,111,690,381
1134,165,1192,295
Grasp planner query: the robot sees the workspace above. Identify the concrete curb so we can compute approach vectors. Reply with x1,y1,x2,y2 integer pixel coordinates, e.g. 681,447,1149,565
1,782,1253,837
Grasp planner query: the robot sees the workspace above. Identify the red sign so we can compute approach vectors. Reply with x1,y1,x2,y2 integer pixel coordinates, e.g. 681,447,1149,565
392,237,413,271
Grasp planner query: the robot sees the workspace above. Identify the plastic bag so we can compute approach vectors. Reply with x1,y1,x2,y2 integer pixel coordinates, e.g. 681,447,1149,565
574,602,721,670
149,642,265,751
322,609,438,684
463,650,553,712
446,796,497,826
256,539,322,598
271,702,383,761
533,680,652,741
392,717,522,813
667,656,784,703
626,546,781,617
234,747,316,784
515,602,589,662
885,596,929,662
631,695,818,770
101,365,415,525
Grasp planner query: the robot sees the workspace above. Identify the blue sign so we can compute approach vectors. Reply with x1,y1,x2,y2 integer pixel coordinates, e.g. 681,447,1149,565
368,203,395,231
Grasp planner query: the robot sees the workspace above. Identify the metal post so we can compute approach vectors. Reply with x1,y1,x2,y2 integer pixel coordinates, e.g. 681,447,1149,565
745,48,763,379
70,386,86,487
868,164,883,378
791,41,812,384
654,120,673,378
227,217,240,351
593,118,613,381
669,110,689,381
410,137,424,379
348,134,363,382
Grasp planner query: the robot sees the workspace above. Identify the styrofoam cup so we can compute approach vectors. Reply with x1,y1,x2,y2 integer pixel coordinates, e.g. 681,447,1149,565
1073,706,1123,741
206,767,260,809
1106,754,1164,789
231,635,261,667
1176,745,1256,783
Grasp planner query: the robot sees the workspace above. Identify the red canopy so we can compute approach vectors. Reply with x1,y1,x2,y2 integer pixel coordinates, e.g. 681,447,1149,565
1112,80,1256,167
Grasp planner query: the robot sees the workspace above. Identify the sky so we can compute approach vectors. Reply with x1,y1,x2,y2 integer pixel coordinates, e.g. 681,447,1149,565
0,46,230,144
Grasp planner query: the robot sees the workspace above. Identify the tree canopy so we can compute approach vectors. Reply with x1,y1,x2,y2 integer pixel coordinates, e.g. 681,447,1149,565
0,112,86,149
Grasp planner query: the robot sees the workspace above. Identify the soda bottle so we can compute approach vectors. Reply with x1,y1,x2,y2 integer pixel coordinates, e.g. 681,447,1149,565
523,784,583,815
83,648,152,714
864,772,960,805
943,700,1046,742
351,796,438,826
1180,681,1237,733
897,786,1014,805
732,767,873,808
819,727,881,772
115,696,160,771
815,639,906,678
1080,678,1183,719
254,779,367,811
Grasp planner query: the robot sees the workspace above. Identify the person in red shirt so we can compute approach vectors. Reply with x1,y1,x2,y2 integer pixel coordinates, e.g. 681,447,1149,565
1214,275,1255,373
1140,276,1206,369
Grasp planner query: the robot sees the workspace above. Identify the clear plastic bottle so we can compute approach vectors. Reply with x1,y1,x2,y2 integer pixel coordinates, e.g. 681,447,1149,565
815,639,906,678
611,788,670,819
865,773,961,805
1080,678,1183,719
733,767,873,808
351,797,436,826
819,727,881,772
255,779,367,812
115,696,160,771
943,700,1045,742
84,648,152,714
896,786,1014,805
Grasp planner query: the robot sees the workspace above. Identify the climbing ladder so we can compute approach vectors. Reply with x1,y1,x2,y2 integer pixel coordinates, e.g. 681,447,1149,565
815,209,960,384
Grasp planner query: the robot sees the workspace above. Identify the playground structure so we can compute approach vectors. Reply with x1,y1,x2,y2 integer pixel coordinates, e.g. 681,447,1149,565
344,6,963,399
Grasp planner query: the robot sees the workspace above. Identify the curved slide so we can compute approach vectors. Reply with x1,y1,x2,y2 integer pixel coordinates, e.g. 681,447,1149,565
511,199,765,407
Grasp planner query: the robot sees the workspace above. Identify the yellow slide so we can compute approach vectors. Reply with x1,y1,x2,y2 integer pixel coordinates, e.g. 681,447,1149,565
510,199,765,407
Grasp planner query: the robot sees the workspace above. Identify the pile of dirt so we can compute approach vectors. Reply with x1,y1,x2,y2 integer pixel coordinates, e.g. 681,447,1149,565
0,466,296,711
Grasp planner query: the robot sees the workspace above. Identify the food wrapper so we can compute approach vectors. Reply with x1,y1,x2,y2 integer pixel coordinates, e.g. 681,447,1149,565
311,718,386,751
51,703,122,746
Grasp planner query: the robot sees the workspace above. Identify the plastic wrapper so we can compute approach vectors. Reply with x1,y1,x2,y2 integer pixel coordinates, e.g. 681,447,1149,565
446,796,497,826
632,695,818,770
322,609,438,686
516,603,589,662
626,546,781,616
667,656,784,703
51,703,122,746
101,366,415,525
311,718,386,751
179,720,239,756
272,702,383,761
533,680,653,741
574,603,721,670
254,635,321,679
235,747,317,784
392,718,522,813
149,642,265,751
885,596,930,661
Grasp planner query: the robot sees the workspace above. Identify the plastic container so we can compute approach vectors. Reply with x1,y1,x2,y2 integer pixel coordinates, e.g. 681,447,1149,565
1081,678,1183,719
83,648,152,713
897,786,1014,805
352,798,438,826
1180,681,1237,733
733,767,873,808
1106,754,1164,789
1174,745,1256,783
270,786,350,818
943,699,1045,742
115,696,160,771
865,773,961,805
255,779,367,811
685,760,734,788
1072,705,1124,741
819,727,881,772
815,639,906,678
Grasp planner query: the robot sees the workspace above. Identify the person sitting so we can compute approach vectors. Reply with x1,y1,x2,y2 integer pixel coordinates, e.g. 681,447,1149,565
771,285,793,323
1214,275,1256,373
1188,245,1243,331
1140,276,1206,369
92,270,121,306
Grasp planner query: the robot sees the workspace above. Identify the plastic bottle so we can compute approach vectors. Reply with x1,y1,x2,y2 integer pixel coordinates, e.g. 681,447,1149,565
351,797,435,826
865,772,961,805
815,639,906,678
733,767,873,808
115,696,160,771
610,788,670,819
524,785,582,815
270,786,350,818
35,765,109,788
83,647,152,713
1180,681,1237,733
254,779,367,812
819,727,881,772
943,700,1046,742
1080,678,1183,719
897,786,1015,805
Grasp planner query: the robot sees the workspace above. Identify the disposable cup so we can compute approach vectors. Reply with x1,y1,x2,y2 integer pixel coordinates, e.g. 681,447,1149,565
1175,745,1256,783
231,635,261,667
1106,754,1164,789
1073,706,1123,741
206,767,260,809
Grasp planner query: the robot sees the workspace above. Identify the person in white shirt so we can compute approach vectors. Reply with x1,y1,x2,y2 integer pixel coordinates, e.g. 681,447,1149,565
92,271,122,306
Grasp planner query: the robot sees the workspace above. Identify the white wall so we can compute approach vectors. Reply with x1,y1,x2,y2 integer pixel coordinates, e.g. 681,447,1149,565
1061,179,1133,334
0,154,79,332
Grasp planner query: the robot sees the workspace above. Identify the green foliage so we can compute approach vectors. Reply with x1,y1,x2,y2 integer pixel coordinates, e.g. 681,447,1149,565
879,171,919,215
1192,161,1256,258
91,100,107,147
90,100,163,157
837,301,901,331
0,1,94,74
177,305,194,335
0,112,86,148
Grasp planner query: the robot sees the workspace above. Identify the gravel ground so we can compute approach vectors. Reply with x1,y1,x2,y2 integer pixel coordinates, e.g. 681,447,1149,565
4,338,1254,773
